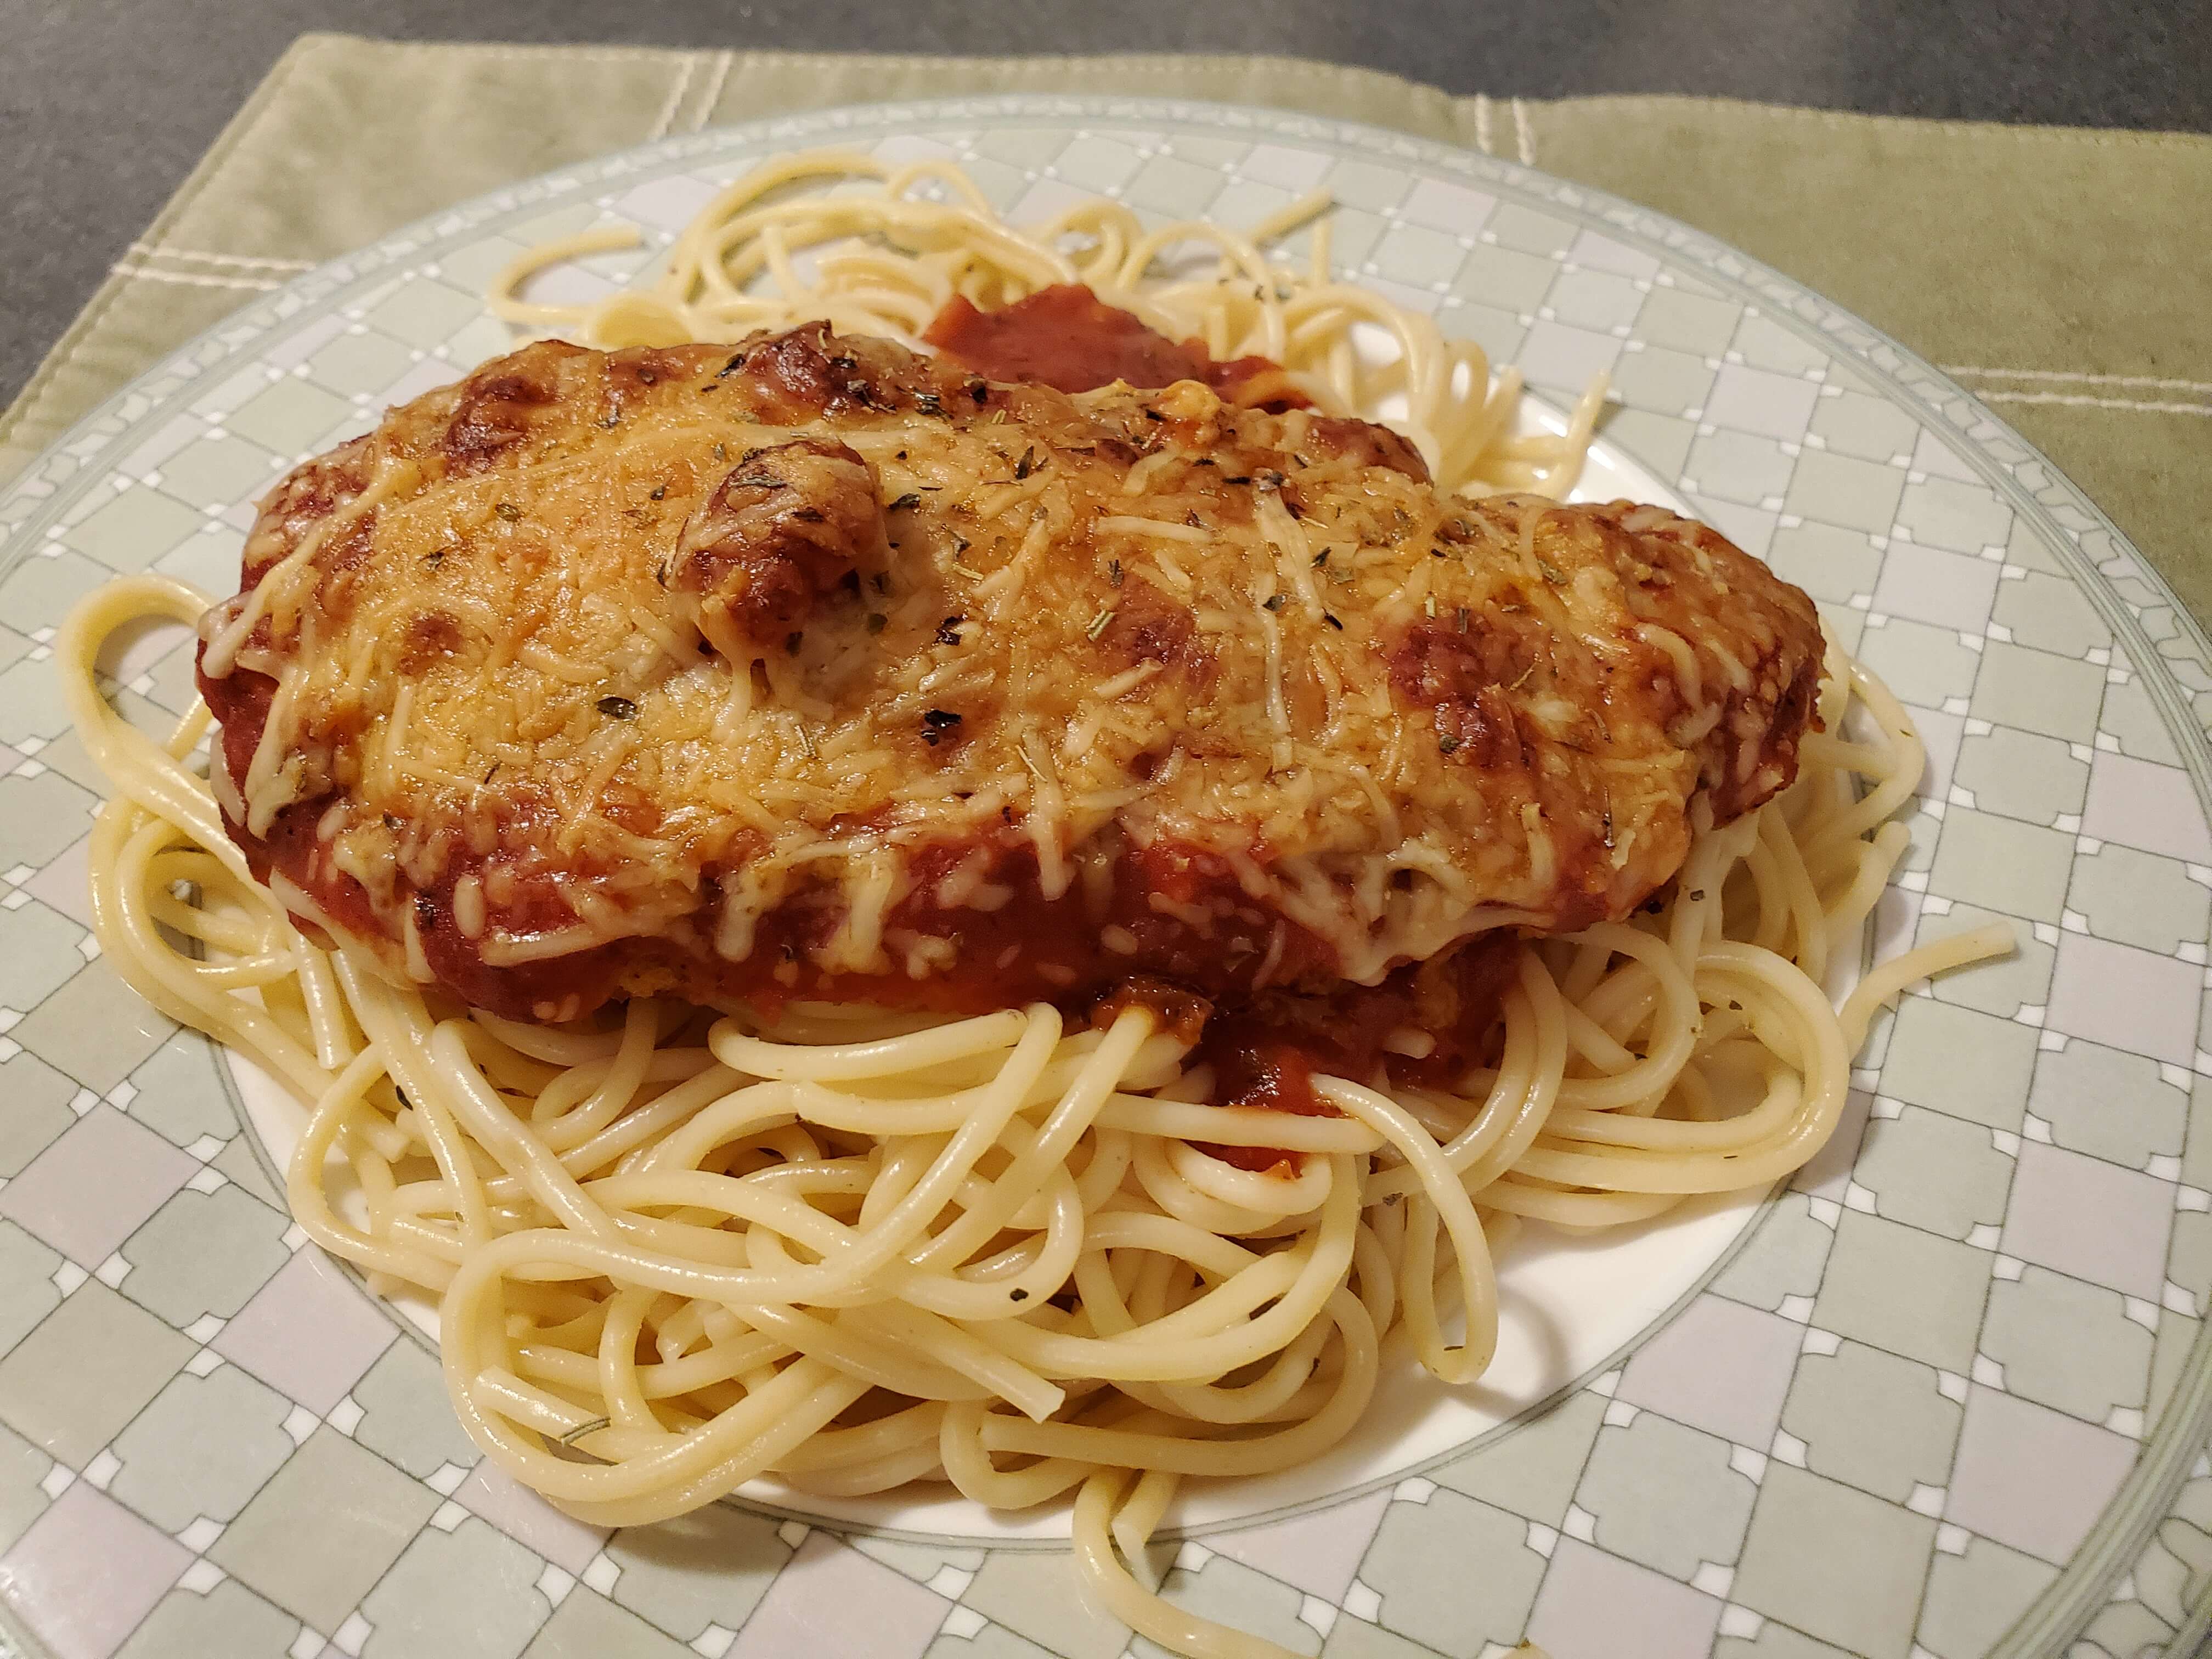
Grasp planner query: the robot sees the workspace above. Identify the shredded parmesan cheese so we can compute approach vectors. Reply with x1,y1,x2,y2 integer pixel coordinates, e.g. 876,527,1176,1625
196,332,1818,1004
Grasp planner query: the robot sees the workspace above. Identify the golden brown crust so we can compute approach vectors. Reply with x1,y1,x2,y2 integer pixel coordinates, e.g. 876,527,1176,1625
665,436,888,659
195,325,1822,1021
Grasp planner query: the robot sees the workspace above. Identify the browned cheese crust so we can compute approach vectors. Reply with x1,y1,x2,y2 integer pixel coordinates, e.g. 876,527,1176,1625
195,327,1823,1022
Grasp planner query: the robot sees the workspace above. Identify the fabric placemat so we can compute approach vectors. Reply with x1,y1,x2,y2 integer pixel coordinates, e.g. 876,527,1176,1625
4,34,2207,620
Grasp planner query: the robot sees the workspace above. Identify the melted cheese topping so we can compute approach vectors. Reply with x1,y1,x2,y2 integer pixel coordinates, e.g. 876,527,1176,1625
198,332,1819,998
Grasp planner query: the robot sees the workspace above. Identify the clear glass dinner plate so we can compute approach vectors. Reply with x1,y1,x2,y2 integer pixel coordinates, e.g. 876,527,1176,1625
0,94,2207,1659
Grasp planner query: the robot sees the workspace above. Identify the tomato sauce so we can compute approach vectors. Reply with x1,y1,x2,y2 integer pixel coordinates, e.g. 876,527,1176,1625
924,284,1308,408
1178,936,1518,1171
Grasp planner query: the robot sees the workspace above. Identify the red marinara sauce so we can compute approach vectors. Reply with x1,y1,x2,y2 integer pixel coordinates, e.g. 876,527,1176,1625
924,284,1309,408
1096,940,1521,1177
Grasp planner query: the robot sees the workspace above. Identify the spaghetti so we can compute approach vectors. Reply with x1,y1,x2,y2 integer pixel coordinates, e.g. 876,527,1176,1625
58,151,2011,1659
64,573,2004,1659
489,148,1607,500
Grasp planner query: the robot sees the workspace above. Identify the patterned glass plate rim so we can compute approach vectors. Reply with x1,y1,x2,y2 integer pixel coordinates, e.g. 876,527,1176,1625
0,93,2208,1659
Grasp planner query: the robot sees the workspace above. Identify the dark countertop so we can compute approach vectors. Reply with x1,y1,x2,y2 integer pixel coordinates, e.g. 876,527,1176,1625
4,0,2209,408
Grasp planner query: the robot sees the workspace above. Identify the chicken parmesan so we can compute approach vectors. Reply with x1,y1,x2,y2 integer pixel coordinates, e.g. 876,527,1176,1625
194,318,1821,1044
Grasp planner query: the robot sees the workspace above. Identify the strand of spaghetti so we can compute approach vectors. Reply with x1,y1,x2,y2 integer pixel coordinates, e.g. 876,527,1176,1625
636,1018,1073,1300
452,1259,920,1511
432,1149,1076,1380
725,1148,1091,1322
1166,1137,1334,1213
938,1401,1093,1508
1761,805,1833,982
57,576,245,877
285,1044,436,1265
1478,1181,1685,1226
465,1366,684,1460
335,956,497,1245
1319,1075,1500,1383
881,1170,1094,1321
469,1007,631,1064
1820,821,1910,958
781,1438,950,1498
1243,188,1333,249
1110,1466,1183,1591
1838,920,2017,1051
1071,1474,1302,1659
1545,922,1702,1111
1741,833,1793,955
709,1006,1030,1079
775,1400,947,1472
426,1020,622,1243
856,1301,1067,1420
1453,954,1572,1190
1095,1096,1385,1151
667,150,893,278
489,227,646,325
573,1164,921,1291
97,808,331,1097
527,996,658,1125
1536,375,1606,496
446,1027,563,1097
910,1012,1154,1267
1559,997,1638,1074
540,1363,873,1528
1537,1051,1812,1152
596,1289,662,1433
294,944,352,1070
1804,656,1928,860
498,1064,748,1186
1801,729,1893,777
882,158,998,214
979,1286,1379,1477
284,1049,455,1284
514,1327,791,1402
974,1165,1357,1381
1510,947,1848,1193
1131,1132,1323,1235
1667,805,1759,962
138,851,265,951
1142,1317,1339,1429
698,1301,992,1403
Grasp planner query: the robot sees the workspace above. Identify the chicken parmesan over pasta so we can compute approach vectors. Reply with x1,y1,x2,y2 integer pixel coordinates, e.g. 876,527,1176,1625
195,319,1822,1054
64,146,2012,1659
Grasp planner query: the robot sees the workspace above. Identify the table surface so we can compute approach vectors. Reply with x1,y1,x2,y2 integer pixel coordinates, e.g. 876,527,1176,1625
4,0,2210,410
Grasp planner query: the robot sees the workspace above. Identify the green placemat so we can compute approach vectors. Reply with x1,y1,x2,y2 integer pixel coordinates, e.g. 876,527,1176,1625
4,34,2207,618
